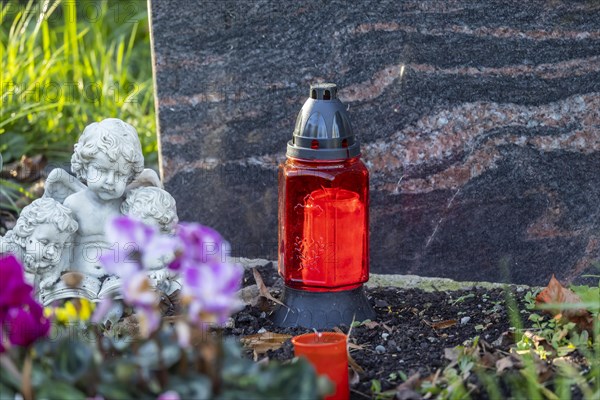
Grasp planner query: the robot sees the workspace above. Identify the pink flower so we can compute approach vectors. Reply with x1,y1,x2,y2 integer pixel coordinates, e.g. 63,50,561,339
97,216,172,336
0,255,50,350
5,298,50,347
0,255,34,321
175,224,243,326
171,223,229,270
100,216,179,279
98,216,243,334
157,391,180,400
122,271,160,337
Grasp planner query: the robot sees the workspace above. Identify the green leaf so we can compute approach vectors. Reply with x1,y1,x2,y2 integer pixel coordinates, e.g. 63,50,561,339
528,313,542,322
371,379,382,393
135,340,182,370
55,339,93,383
114,362,138,384
168,375,212,400
399,371,408,382
0,133,27,161
35,381,86,400
0,381,16,399
96,383,134,400
570,285,600,313
220,351,328,400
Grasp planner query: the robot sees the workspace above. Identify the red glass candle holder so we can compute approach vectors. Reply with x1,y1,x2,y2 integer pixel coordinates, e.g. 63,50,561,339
292,332,349,400
273,84,374,329
279,157,369,291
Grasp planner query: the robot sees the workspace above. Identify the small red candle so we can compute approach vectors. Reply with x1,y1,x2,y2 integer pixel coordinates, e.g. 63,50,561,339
292,332,349,400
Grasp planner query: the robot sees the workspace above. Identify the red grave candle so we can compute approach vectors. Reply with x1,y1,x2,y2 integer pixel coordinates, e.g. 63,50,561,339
273,83,374,329
292,332,349,400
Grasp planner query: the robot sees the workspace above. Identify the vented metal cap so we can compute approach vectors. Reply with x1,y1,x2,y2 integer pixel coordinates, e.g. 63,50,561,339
287,83,360,160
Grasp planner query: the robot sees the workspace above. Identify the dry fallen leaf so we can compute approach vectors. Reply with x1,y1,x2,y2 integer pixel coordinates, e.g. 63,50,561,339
535,275,593,331
252,268,287,308
330,326,365,375
347,352,365,375
347,342,364,351
1,154,47,182
430,319,458,330
349,368,360,386
382,323,393,333
496,356,517,374
238,284,260,306
240,332,292,355
395,373,421,400
363,320,380,329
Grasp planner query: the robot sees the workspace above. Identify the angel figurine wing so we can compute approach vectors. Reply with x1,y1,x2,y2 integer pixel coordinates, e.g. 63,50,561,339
43,168,86,203
125,168,163,191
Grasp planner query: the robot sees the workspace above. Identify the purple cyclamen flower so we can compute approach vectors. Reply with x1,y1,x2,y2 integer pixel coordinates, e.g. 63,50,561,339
157,391,180,400
122,271,161,337
0,255,34,321
0,255,49,350
98,216,243,332
91,297,113,324
180,259,243,326
97,216,177,336
6,298,50,347
172,224,243,326
100,216,180,278
172,223,230,269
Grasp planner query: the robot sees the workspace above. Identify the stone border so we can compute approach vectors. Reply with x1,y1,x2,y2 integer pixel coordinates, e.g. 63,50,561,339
236,258,535,292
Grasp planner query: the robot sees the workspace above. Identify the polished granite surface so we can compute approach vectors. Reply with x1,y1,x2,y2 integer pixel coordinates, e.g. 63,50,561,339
150,0,600,285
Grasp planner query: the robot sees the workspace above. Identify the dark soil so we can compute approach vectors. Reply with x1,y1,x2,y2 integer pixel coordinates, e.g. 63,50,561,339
228,262,535,399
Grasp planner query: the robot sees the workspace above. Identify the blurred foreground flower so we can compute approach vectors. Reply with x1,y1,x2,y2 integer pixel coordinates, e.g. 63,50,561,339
158,390,181,400
176,223,243,326
0,255,50,351
44,299,95,324
95,216,243,337
97,216,177,336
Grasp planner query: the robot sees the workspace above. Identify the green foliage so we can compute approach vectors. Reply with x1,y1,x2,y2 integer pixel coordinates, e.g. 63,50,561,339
0,323,329,400
497,284,599,399
219,338,332,399
0,0,157,166
404,282,600,400
450,293,475,306
369,378,398,400
0,178,35,212
350,318,372,328
571,283,600,314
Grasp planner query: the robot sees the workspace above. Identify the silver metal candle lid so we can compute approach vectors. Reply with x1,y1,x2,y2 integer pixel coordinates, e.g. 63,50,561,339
286,83,360,160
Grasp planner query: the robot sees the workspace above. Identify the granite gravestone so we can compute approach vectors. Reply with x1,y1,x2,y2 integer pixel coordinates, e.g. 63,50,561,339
150,0,600,285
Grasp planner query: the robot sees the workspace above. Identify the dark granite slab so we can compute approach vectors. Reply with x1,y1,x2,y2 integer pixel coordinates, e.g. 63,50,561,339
150,0,600,285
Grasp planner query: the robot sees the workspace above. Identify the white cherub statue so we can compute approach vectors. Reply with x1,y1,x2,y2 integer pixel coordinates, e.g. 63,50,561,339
121,186,179,234
121,186,180,293
38,118,169,301
61,118,145,279
0,197,78,291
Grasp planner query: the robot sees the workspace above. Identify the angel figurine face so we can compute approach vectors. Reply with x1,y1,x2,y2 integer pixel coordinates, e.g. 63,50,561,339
121,186,179,234
1,198,78,289
86,151,132,200
25,223,72,270
71,118,145,200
